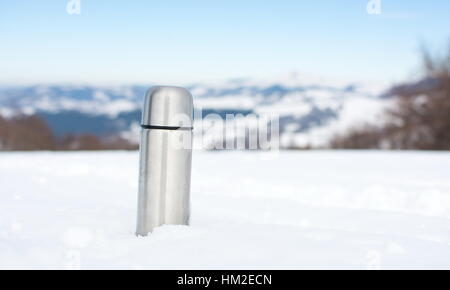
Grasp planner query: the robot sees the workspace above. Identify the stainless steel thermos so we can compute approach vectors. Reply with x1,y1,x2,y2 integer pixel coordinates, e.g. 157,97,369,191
136,86,193,236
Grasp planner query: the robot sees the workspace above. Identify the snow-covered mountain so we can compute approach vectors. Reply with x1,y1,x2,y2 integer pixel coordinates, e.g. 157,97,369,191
0,74,392,148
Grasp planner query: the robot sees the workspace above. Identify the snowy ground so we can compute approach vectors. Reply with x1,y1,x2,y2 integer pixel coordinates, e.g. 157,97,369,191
1,150,450,270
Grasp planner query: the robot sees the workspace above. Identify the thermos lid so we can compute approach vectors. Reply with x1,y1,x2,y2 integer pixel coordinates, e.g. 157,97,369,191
142,86,193,128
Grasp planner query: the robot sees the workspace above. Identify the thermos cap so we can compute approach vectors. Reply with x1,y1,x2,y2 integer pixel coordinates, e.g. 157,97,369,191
142,86,193,128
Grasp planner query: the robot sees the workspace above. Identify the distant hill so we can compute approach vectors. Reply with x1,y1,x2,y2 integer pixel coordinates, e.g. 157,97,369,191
0,74,391,148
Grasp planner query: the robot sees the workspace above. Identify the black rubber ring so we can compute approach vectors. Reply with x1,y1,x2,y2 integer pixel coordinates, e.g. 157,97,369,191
141,125,193,131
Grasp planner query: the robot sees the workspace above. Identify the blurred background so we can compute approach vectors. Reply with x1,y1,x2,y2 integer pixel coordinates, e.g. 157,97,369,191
1,0,449,151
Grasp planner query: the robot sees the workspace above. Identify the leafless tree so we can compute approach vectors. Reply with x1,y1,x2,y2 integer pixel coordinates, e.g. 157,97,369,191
329,44,450,151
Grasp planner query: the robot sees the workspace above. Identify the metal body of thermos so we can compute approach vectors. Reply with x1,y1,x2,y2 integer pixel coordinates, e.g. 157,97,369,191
136,86,193,236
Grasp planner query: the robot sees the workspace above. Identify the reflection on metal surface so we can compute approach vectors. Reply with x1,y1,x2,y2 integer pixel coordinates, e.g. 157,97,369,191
136,86,193,236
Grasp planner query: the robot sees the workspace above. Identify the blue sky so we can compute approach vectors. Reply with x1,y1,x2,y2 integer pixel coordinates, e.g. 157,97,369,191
1,0,450,85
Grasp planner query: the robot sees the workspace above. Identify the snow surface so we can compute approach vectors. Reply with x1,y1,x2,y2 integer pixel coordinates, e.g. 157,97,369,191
1,150,450,270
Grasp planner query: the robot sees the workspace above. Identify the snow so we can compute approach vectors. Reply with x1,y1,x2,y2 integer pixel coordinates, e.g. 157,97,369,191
290,97,393,148
1,150,450,269
194,96,257,110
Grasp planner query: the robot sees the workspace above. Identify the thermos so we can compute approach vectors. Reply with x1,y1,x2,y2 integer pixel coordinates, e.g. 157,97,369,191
136,86,193,236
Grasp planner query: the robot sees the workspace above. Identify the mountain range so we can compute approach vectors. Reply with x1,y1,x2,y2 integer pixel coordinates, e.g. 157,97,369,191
0,74,393,148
